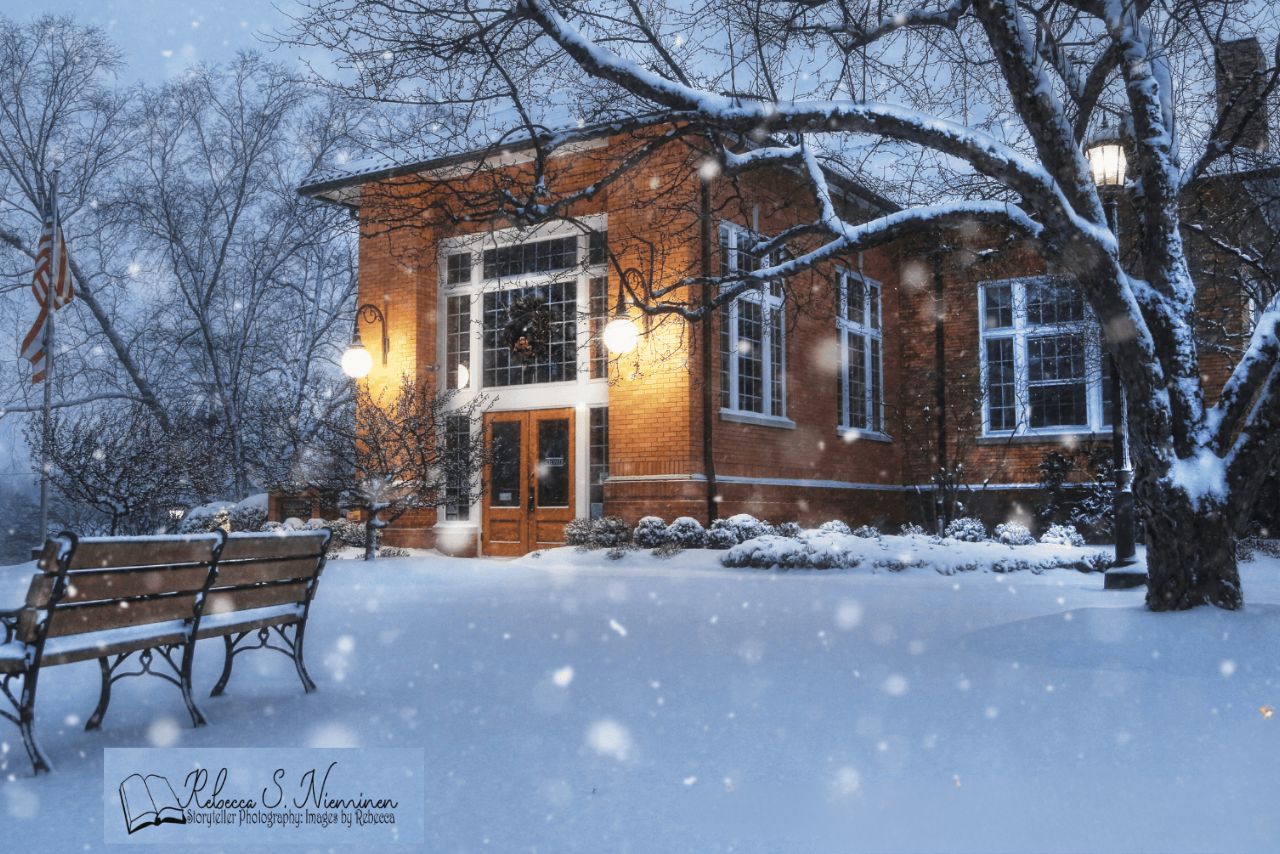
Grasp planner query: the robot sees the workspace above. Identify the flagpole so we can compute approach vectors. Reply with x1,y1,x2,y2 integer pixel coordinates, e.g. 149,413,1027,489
37,170,57,544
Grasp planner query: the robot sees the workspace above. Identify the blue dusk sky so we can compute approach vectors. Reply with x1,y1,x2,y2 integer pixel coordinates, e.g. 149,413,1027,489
26,1,318,82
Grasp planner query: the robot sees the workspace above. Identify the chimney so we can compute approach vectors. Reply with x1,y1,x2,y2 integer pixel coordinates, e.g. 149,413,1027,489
1215,38,1270,153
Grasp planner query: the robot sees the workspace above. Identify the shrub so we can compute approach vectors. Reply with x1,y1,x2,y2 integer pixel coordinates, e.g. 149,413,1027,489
327,517,367,548
229,495,268,533
653,540,684,558
873,557,925,572
592,517,631,548
378,545,410,558
665,517,706,548
720,535,860,570
304,517,328,531
818,520,852,535
1077,552,1114,573
1040,523,1085,547
281,517,306,531
714,513,774,543
944,517,987,542
704,526,737,550
899,522,927,536
994,521,1035,546
178,501,234,534
564,517,594,547
775,521,803,538
633,516,669,548
260,521,284,533
991,558,1032,573
852,524,880,539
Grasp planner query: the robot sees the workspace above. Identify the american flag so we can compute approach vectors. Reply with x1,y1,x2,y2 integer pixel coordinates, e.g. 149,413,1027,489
20,183,75,384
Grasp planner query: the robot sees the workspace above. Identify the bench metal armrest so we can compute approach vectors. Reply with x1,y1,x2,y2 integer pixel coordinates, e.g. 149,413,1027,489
0,608,20,645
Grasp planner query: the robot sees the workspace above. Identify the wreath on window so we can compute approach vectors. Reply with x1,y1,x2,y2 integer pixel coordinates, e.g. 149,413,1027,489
502,295,552,363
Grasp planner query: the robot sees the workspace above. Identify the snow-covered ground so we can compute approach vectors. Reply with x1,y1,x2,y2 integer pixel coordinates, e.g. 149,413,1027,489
2,540,1280,852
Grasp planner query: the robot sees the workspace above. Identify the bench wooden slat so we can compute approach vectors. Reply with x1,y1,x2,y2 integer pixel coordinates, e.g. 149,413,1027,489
43,594,198,638
205,581,309,617
57,537,219,572
213,559,319,588
220,532,327,561
25,566,211,607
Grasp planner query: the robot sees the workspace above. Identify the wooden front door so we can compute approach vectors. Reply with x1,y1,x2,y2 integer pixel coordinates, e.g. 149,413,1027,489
482,409,575,556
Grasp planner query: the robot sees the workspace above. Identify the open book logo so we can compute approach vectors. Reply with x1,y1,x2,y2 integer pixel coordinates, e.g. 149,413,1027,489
118,773,187,834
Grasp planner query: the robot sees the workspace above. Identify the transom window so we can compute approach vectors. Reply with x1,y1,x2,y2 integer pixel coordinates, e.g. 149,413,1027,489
979,276,1113,435
441,226,608,390
838,268,884,434
718,223,785,419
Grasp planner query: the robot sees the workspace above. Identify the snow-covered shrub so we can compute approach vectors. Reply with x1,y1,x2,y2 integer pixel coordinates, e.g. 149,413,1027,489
281,517,306,531
991,558,1032,574
564,517,594,547
653,540,683,558
304,517,328,531
259,521,284,533
775,521,803,539
378,545,410,558
720,535,860,570
605,546,630,560
852,524,880,539
944,517,987,542
704,526,737,550
818,520,852,535
1078,552,1114,573
327,518,367,548
665,516,706,548
178,500,234,533
873,557,926,572
229,494,268,532
566,516,632,549
899,522,926,536
713,513,774,544
1040,523,1085,547
994,521,1035,546
632,516,669,548
591,517,631,549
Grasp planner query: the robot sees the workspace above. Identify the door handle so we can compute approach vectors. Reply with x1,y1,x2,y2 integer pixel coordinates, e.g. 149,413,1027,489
527,474,536,514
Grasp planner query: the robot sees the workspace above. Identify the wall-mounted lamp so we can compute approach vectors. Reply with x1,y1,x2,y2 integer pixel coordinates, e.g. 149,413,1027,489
603,269,642,354
342,303,389,379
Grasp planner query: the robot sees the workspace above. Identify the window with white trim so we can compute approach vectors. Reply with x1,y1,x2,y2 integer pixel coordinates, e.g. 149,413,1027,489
837,268,884,434
718,223,785,418
979,276,1113,435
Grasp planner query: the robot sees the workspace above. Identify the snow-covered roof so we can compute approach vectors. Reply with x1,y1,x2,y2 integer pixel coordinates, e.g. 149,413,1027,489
297,115,898,214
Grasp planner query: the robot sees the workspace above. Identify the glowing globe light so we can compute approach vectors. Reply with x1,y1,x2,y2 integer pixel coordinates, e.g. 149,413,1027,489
602,316,640,354
341,343,373,378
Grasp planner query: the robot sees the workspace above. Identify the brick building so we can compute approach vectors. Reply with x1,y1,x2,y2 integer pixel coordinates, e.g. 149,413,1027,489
298,41,1275,556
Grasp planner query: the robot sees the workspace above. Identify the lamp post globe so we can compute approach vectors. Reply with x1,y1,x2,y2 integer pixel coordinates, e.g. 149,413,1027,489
603,316,640,354
342,343,373,379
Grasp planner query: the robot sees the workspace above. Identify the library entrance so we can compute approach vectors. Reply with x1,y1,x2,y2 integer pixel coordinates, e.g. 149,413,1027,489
482,408,576,556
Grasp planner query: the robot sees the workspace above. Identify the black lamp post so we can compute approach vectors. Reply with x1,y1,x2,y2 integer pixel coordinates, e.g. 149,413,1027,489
1085,125,1138,571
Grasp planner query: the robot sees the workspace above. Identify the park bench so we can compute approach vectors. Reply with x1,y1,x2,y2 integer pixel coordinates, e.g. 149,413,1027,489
0,528,331,774
196,530,331,697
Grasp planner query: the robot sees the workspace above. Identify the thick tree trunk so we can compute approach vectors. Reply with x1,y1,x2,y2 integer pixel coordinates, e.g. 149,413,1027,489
364,513,379,561
1143,486,1242,611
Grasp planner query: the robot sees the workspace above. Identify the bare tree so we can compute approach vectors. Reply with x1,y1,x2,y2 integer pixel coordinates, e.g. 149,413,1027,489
292,0,1280,610
313,376,490,559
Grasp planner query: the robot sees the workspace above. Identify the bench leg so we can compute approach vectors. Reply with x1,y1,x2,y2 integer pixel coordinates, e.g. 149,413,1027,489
85,657,112,732
210,635,236,698
292,624,317,694
179,644,207,728
17,672,51,775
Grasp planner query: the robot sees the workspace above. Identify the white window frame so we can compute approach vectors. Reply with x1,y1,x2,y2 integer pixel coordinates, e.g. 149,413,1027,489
434,216,610,528
719,222,789,425
837,266,887,439
978,276,1110,437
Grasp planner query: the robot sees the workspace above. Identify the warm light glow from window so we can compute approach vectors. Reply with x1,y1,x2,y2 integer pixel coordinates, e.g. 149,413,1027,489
457,363,470,388
603,316,639,354
341,344,373,378
1087,142,1126,188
